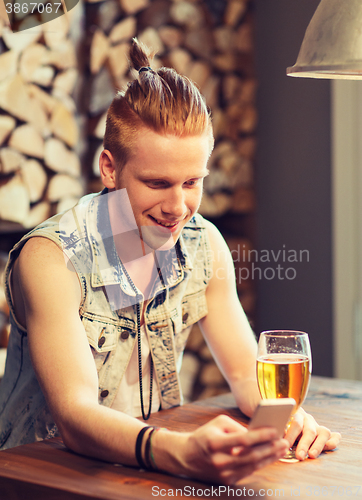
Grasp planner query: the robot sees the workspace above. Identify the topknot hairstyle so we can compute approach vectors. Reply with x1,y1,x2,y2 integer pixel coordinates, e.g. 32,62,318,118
103,38,214,170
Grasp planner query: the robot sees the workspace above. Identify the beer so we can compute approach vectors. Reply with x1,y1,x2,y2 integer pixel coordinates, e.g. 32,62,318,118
257,353,311,408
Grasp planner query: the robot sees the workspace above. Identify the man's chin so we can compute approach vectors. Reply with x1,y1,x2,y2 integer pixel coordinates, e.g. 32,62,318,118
140,225,179,252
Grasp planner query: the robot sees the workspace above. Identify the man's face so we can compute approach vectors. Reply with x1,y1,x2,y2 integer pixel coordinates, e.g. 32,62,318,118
112,128,211,250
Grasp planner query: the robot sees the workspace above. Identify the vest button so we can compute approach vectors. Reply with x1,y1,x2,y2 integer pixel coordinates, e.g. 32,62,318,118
182,312,189,322
100,390,109,398
120,330,129,340
98,336,106,348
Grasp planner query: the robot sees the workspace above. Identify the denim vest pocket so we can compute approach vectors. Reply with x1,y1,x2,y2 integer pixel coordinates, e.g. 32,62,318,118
171,289,208,364
82,315,118,353
170,288,208,338
180,289,208,331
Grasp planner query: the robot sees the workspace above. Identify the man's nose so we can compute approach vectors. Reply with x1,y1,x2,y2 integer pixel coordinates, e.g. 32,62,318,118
161,187,186,217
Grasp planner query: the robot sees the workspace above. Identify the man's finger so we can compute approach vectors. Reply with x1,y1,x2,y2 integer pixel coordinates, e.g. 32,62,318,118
323,432,342,451
284,411,303,447
210,427,279,453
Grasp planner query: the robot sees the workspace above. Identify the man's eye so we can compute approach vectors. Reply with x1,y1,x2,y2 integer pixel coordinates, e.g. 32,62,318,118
147,181,166,188
184,179,200,187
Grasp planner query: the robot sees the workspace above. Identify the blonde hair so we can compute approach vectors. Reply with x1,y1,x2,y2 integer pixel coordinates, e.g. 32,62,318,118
103,39,214,170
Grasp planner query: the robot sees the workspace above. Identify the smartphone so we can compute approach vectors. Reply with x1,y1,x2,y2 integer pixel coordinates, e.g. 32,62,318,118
248,398,296,438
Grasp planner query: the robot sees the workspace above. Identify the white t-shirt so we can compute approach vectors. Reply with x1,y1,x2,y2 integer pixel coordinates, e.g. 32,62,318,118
111,324,160,417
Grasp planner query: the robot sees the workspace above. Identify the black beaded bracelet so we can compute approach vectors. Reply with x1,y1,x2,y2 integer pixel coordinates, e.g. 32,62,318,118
144,427,158,470
135,426,153,469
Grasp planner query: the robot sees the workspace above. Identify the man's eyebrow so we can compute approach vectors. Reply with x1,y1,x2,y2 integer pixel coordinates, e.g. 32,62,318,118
140,176,170,182
139,170,209,181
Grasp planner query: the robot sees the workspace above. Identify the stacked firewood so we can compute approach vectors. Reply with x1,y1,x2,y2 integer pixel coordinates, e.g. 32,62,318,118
0,12,83,228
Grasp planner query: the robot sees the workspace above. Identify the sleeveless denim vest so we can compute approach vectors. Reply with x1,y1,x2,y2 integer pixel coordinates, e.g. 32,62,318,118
0,190,212,450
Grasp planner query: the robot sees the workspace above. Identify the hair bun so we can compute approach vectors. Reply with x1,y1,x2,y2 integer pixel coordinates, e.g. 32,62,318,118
138,66,152,74
130,38,154,72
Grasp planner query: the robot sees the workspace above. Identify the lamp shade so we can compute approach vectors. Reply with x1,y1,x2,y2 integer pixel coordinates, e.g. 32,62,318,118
287,0,362,79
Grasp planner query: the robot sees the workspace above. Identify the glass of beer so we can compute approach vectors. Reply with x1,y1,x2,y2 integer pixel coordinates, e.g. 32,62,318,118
256,330,312,461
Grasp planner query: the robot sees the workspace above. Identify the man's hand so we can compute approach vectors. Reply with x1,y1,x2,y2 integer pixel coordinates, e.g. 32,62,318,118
153,415,289,485
284,408,342,460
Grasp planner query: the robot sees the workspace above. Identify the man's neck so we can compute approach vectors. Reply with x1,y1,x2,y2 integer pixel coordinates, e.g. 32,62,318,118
122,251,159,301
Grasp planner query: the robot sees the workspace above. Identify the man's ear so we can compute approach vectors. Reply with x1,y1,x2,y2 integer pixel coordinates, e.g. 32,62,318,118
99,150,117,189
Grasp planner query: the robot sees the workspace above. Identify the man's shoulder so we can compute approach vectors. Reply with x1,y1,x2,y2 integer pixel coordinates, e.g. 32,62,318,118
14,236,74,290
7,192,102,280
20,235,61,253
16,237,65,272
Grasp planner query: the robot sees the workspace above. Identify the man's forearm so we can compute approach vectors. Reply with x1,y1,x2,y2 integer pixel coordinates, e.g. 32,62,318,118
57,401,190,476
228,376,261,418
57,402,145,466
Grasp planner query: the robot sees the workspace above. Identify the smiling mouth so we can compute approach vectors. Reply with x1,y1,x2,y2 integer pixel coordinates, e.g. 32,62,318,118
149,215,183,228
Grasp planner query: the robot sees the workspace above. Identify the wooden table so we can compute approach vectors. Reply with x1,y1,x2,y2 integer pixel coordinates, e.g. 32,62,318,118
0,376,361,499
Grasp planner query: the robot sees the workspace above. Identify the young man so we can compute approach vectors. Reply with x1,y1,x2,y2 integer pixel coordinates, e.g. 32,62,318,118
0,40,340,484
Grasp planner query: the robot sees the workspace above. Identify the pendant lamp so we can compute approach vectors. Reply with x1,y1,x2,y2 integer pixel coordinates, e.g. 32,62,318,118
287,0,362,79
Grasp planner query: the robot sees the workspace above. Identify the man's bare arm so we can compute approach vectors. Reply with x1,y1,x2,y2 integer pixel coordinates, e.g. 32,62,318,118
199,221,341,459
15,237,146,465
198,221,261,417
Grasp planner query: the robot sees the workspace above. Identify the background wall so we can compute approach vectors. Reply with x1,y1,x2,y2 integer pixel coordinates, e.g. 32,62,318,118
254,0,333,376
0,0,335,385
